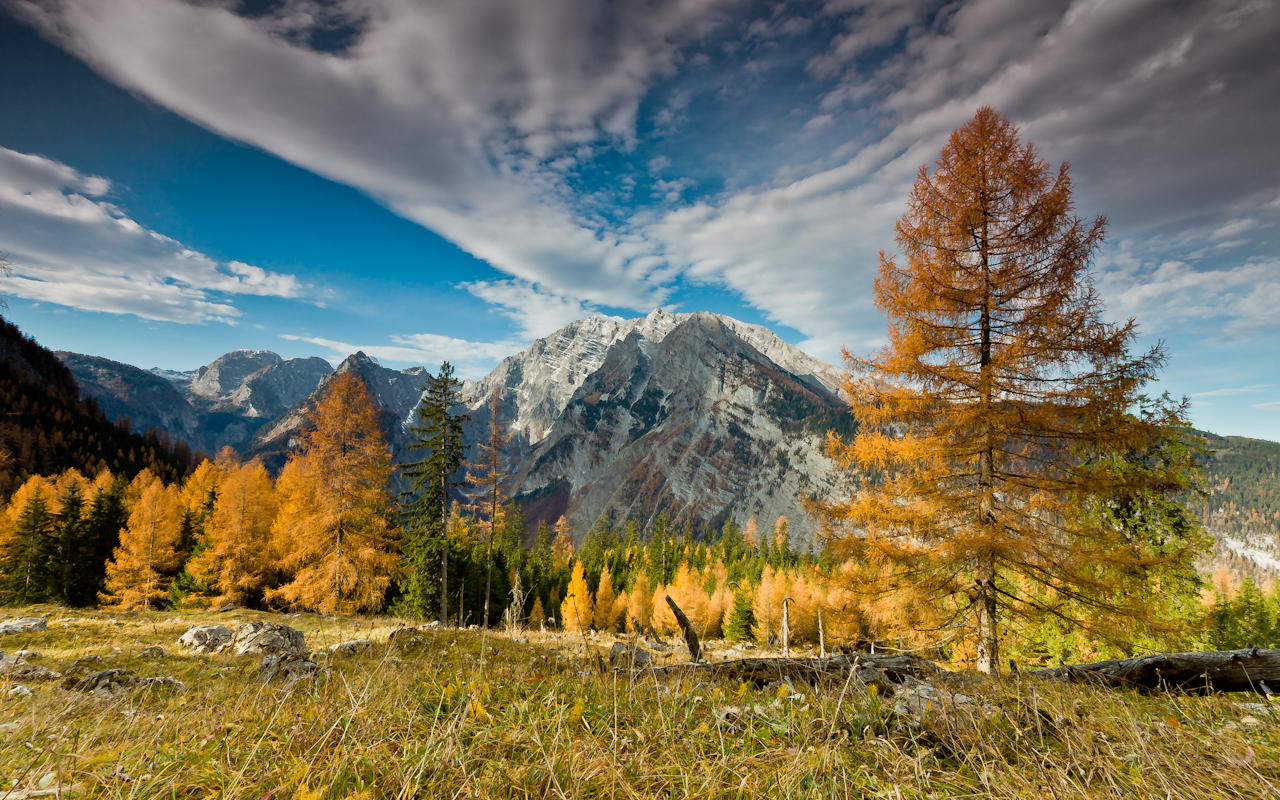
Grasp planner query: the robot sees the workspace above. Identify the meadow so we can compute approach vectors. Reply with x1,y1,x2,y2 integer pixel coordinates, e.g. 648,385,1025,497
2,606,1278,799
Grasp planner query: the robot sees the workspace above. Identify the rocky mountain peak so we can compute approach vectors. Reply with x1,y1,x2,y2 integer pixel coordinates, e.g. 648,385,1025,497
190,350,284,398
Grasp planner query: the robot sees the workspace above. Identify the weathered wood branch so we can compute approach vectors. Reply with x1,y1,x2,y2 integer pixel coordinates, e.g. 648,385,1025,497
1025,648,1280,694
640,652,940,686
632,648,1280,695
665,596,702,663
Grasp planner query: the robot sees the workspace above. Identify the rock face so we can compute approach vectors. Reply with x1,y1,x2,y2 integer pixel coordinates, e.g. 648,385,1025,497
189,350,284,399
458,310,849,541
224,357,334,418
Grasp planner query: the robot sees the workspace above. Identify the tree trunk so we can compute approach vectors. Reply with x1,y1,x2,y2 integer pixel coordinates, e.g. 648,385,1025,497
665,595,702,663
1026,648,1280,694
974,555,998,674
642,651,940,685
439,476,449,627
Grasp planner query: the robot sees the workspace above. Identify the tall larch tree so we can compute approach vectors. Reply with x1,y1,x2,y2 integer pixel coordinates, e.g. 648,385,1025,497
268,373,398,614
401,361,470,623
561,560,592,632
815,107,1206,673
189,456,277,607
466,387,512,630
592,563,618,631
101,470,182,610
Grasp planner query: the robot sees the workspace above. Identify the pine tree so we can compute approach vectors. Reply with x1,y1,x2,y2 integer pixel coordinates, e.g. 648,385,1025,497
401,361,470,622
77,472,127,606
724,584,755,643
815,107,1206,673
0,478,56,604
268,373,398,614
561,560,592,632
101,470,181,610
50,472,87,606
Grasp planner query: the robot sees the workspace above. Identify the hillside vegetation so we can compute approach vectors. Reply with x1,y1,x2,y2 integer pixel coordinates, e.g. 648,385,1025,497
1,607,1278,799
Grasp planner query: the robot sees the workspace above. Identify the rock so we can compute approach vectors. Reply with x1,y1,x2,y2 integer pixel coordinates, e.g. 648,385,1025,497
425,620,441,629
329,639,376,657
177,624,232,653
139,646,166,659
227,622,306,657
609,642,653,668
217,602,237,613
61,655,108,680
2,664,61,682
388,627,425,647
0,617,47,635
63,669,184,695
257,654,319,686
7,684,33,698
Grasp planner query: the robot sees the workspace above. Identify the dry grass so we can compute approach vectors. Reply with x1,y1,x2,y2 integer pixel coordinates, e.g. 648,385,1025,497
1,605,1278,799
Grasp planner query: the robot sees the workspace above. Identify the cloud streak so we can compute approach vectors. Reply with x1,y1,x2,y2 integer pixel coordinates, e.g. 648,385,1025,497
0,146,303,323
280,331,518,378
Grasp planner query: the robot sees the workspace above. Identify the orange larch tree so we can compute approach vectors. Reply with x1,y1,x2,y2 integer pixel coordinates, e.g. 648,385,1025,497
268,373,398,614
101,469,181,610
189,454,277,607
816,107,1205,673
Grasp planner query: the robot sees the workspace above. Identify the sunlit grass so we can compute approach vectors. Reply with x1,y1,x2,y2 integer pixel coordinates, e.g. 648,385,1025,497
1,605,1277,798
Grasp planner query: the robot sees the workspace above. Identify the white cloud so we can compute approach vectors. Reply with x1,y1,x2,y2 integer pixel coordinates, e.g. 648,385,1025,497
9,0,729,316
0,146,302,324
9,0,1279,362
461,279,625,341
1190,385,1268,398
1252,401,1280,411
280,332,518,378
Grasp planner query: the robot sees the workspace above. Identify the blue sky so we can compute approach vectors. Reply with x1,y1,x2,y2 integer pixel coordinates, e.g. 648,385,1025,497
1,0,1279,440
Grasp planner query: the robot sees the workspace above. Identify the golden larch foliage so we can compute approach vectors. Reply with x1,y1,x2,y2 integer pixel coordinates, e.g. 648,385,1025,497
528,596,545,629
560,560,592,632
189,457,277,606
101,470,181,610
813,106,1204,673
626,570,653,633
752,564,787,647
592,564,619,631
267,373,398,614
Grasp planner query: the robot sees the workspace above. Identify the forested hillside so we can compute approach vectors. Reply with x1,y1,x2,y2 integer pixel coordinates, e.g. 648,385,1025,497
1198,432,1280,580
0,317,192,498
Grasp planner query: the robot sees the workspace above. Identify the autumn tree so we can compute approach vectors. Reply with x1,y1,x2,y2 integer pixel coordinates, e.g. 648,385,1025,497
561,559,592,632
401,361,469,622
816,107,1206,673
592,563,619,631
189,455,277,607
466,387,513,629
101,470,182,610
268,373,397,614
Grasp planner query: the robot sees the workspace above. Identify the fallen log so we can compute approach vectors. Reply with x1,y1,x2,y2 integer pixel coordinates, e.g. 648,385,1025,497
639,652,940,687
1025,647,1280,694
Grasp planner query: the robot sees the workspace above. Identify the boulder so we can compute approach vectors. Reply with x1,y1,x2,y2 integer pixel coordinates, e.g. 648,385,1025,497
63,668,184,695
139,646,166,659
217,602,237,613
2,663,61,683
7,684,32,698
0,618,47,636
257,654,319,686
228,622,306,657
388,627,425,648
329,639,376,657
177,625,232,653
609,642,653,668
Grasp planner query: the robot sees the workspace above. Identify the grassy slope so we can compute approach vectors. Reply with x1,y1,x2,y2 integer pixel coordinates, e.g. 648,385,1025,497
1,607,1278,799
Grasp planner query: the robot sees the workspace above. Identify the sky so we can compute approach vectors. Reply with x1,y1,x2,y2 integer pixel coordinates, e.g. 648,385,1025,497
0,0,1278,440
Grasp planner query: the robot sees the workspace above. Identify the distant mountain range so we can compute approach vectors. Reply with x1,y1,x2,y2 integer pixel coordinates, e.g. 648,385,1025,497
51,310,1280,575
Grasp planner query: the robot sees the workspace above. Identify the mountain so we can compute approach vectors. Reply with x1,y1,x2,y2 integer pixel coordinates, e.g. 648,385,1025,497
442,309,848,541
249,351,427,472
1197,433,1280,580
58,349,335,455
0,316,190,497
55,352,205,451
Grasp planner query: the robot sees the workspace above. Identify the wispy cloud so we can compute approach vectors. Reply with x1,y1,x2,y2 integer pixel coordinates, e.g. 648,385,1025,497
280,332,519,378
0,146,303,323
1252,401,1280,412
1190,385,1269,398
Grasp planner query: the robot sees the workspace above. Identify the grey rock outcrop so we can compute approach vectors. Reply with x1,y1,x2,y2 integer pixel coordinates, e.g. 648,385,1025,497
177,625,232,653
0,618,47,636
189,350,283,398
329,639,376,657
57,352,206,451
609,642,653,668
227,622,307,657
257,653,319,685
